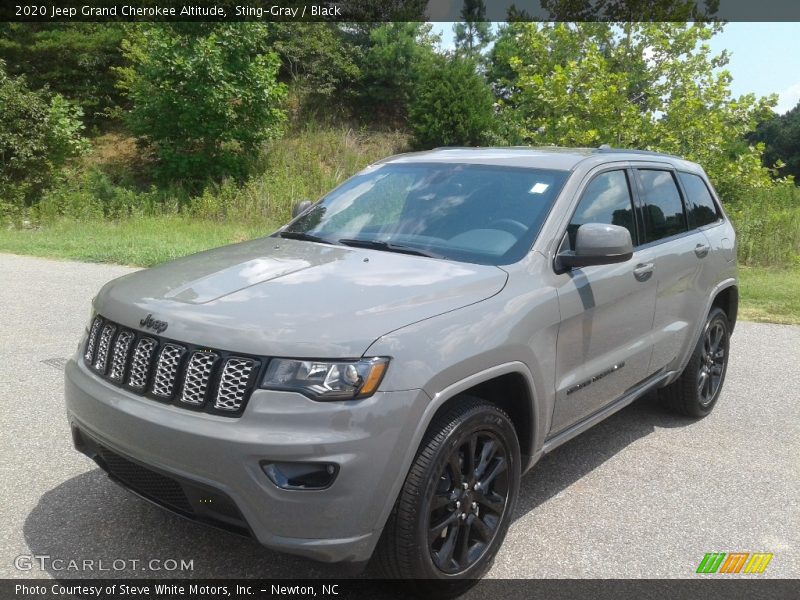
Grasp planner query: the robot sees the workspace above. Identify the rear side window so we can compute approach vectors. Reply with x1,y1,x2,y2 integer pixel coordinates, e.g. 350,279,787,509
678,172,720,228
636,169,688,243
566,170,637,249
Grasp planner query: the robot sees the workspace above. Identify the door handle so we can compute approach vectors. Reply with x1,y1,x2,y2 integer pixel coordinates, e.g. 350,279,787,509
633,262,654,282
694,243,710,258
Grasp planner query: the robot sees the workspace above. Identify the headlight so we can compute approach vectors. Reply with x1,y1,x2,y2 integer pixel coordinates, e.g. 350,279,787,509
260,357,390,400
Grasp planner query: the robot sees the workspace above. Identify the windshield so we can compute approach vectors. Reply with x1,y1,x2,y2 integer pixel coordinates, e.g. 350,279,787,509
281,162,570,265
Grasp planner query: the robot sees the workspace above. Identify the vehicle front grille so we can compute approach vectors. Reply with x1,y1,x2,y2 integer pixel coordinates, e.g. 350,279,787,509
128,337,157,390
93,322,116,373
151,343,186,398
180,351,218,406
108,330,134,382
83,315,261,417
215,357,257,412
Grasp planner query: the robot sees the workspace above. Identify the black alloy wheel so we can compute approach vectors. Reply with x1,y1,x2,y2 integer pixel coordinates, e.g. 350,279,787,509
428,431,510,574
373,397,521,595
698,319,727,407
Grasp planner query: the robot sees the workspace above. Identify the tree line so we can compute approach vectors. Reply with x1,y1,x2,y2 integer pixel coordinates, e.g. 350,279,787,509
1,18,798,217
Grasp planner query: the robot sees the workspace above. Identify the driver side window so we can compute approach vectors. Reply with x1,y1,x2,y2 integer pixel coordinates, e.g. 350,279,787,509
566,170,637,249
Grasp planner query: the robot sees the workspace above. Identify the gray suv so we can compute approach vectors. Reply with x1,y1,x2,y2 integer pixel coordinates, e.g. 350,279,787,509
65,148,737,590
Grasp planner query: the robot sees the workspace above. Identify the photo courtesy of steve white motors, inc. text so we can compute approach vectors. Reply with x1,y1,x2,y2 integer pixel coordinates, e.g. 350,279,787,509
15,4,343,18
14,583,340,597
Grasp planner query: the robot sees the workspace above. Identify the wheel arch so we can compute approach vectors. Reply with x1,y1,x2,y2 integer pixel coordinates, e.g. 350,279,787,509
668,278,738,386
370,362,547,550
711,283,738,333
421,362,545,473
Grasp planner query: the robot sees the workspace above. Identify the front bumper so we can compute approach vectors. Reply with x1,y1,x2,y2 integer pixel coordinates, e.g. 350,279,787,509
65,358,427,563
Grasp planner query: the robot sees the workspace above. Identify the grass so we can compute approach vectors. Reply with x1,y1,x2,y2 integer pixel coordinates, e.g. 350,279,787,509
738,265,800,325
728,185,800,267
1,218,798,325
0,125,409,266
1,125,797,323
0,216,275,267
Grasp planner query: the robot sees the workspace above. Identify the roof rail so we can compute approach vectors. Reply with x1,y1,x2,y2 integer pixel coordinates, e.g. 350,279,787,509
594,146,683,159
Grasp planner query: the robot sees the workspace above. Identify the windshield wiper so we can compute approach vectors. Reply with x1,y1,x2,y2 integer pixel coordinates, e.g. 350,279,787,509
277,231,337,245
338,238,442,259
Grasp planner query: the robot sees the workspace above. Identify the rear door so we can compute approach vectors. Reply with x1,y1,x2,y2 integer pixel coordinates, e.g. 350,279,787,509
677,170,732,293
631,166,709,373
551,167,658,433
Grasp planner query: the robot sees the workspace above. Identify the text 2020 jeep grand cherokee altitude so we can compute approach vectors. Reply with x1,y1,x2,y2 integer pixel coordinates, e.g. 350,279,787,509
65,147,737,590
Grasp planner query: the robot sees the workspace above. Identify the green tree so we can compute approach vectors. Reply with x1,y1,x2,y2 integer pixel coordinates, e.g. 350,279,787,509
487,22,529,103
453,0,493,60
267,23,361,108
0,24,125,127
358,23,440,124
117,23,287,183
0,60,86,214
539,0,720,21
495,22,777,202
344,0,428,21
409,55,495,149
750,102,800,183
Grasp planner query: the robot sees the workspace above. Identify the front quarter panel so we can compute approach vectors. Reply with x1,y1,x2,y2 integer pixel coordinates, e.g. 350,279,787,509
365,251,560,464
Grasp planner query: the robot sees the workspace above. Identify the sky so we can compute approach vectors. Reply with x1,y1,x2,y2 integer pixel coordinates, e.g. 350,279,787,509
432,22,800,114
707,23,800,114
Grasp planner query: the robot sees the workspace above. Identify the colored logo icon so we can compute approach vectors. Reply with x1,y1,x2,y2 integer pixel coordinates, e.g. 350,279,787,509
697,552,773,574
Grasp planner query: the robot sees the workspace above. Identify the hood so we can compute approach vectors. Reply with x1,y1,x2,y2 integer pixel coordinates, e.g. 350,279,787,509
95,237,508,357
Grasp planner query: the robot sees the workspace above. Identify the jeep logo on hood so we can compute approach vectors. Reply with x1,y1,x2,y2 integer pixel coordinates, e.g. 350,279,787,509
140,314,168,334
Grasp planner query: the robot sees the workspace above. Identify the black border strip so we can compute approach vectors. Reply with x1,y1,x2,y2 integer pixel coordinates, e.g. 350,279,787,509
2,578,799,600
3,1,800,23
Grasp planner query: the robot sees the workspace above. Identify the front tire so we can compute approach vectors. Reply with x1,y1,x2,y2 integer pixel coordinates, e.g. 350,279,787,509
374,397,521,595
659,307,730,418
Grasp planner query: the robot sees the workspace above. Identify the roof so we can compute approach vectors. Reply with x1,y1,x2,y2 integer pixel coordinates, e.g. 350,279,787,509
379,147,701,172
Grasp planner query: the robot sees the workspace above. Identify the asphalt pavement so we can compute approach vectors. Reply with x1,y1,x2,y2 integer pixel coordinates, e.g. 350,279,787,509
0,252,797,583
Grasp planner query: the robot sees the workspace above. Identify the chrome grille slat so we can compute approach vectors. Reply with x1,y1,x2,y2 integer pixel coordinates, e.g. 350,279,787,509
180,351,218,406
84,315,257,417
84,317,103,362
127,337,157,390
215,358,256,412
93,323,117,373
108,330,134,381
151,343,186,398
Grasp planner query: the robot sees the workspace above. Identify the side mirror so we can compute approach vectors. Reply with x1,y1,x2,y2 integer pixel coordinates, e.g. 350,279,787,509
291,200,313,218
557,223,633,269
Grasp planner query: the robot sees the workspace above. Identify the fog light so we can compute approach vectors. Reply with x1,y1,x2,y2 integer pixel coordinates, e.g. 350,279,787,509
261,461,338,490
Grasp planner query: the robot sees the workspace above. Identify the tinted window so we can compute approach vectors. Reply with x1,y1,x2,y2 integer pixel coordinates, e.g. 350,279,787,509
566,170,636,249
637,170,688,243
679,172,720,228
287,163,569,265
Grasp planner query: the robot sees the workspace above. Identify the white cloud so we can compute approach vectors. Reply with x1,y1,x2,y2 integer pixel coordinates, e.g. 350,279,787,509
775,82,800,114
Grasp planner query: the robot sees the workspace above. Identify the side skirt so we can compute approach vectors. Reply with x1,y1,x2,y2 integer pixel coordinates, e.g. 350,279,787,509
541,369,676,454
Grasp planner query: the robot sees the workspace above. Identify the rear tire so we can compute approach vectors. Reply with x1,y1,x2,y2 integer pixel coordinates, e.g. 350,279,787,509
373,397,521,596
659,307,730,418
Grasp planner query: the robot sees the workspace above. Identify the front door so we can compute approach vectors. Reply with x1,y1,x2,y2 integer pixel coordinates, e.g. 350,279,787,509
551,168,658,433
